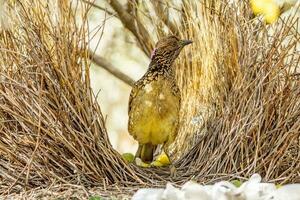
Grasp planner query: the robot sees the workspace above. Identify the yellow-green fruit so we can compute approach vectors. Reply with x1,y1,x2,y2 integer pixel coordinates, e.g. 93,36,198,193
264,2,280,24
156,153,171,166
231,180,243,187
122,153,134,163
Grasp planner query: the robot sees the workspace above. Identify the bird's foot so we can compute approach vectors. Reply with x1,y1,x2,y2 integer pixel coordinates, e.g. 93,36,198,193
135,158,150,168
135,152,172,168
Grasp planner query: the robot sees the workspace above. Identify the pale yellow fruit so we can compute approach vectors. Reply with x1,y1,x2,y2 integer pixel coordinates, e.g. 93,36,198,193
250,0,280,24
135,158,150,168
156,153,171,166
264,2,280,23
251,0,272,15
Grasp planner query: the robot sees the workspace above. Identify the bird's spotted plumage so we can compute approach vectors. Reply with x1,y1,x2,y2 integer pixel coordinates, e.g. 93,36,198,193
128,36,192,163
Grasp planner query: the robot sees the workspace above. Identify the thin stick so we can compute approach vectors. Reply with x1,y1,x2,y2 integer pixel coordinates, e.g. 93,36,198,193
80,0,115,16
89,49,135,86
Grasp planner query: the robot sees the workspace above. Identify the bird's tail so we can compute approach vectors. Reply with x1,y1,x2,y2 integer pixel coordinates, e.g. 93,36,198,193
140,143,155,162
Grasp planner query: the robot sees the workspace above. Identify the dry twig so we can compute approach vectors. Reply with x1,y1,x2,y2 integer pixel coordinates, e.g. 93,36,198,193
89,49,135,86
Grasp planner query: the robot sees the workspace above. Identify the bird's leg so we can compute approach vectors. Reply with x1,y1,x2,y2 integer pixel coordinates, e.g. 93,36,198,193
135,144,151,168
141,143,155,162
135,144,142,159
135,143,157,168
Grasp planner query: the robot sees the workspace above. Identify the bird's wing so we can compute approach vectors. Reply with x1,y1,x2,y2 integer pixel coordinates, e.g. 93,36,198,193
128,71,154,113
128,79,144,114
128,85,137,114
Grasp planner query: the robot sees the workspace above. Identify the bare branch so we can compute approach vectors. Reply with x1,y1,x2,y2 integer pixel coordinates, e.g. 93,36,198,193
81,0,115,16
151,0,178,34
126,0,138,15
106,0,153,56
88,49,135,87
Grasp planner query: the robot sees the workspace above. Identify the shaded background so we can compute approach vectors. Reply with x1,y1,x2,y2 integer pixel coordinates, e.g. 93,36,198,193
88,0,149,153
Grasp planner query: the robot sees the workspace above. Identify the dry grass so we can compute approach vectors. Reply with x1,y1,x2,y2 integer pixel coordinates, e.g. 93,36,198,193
5,184,133,200
0,0,141,195
0,0,299,198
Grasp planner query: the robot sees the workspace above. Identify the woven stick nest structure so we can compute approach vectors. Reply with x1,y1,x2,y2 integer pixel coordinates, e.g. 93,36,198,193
0,0,299,198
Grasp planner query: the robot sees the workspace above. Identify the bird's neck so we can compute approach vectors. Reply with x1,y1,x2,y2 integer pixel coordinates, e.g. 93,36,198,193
150,53,174,66
148,58,175,74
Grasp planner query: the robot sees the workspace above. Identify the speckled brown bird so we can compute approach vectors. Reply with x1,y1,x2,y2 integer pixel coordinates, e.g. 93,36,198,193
128,36,192,163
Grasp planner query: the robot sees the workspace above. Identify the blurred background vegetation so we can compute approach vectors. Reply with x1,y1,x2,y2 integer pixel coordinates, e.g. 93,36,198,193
88,2,148,153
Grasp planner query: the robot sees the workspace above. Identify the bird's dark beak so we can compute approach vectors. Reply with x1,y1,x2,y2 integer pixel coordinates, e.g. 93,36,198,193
180,39,193,46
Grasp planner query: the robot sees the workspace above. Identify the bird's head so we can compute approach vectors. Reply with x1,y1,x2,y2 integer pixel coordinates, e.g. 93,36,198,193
150,35,192,66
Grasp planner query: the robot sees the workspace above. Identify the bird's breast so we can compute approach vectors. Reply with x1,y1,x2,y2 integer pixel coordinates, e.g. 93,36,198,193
128,78,180,145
